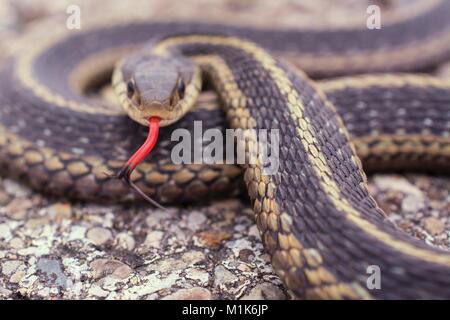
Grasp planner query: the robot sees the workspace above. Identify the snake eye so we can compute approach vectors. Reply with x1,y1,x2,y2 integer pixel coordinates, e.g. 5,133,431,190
177,78,185,100
127,80,135,98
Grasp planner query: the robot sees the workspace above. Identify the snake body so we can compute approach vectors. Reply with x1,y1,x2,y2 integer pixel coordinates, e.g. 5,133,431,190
2,1,450,299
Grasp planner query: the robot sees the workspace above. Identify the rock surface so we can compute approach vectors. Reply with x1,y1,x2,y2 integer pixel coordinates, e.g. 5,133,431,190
1,173,448,300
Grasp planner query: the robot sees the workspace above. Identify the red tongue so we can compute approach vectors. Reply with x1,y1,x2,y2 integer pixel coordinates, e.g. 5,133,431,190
125,117,160,173
115,117,166,210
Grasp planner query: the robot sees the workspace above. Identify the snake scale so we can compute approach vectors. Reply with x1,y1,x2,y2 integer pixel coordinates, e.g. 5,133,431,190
1,0,450,299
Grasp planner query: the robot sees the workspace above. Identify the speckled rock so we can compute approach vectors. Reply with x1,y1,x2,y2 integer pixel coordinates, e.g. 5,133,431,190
2,260,24,276
144,230,164,248
194,230,232,248
36,257,69,289
0,224,12,240
150,251,206,274
47,203,72,220
423,217,445,236
0,286,12,297
214,265,238,286
90,259,133,280
87,227,113,246
115,232,136,250
185,268,210,285
241,282,286,300
88,284,109,298
162,287,212,300
4,198,33,220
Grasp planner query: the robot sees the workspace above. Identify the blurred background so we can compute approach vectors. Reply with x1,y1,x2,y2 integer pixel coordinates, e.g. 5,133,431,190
0,0,411,31
2,0,449,75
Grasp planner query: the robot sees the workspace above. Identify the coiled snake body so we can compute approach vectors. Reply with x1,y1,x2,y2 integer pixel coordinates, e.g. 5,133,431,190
1,1,450,299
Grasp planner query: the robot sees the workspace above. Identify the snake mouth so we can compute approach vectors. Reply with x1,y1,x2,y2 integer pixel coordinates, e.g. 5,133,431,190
110,117,167,210
123,97,183,127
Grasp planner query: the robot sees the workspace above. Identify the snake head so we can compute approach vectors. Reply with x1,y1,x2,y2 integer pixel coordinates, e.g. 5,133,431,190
115,54,195,127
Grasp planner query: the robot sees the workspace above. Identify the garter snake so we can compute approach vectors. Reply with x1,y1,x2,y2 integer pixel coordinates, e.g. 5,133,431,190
1,0,450,299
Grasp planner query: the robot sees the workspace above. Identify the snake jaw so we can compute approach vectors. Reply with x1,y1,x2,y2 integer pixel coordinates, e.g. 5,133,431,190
111,117,166,210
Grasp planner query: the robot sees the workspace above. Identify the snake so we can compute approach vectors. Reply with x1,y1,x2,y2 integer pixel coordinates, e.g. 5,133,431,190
1,0,450,299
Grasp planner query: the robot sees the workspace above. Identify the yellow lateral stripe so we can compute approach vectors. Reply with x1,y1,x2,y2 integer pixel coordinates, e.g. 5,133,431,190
353,134,450,158
318,74,450,92
16,28,116,115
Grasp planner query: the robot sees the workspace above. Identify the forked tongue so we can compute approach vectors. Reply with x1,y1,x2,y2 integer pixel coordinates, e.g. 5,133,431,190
116,117,166,210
